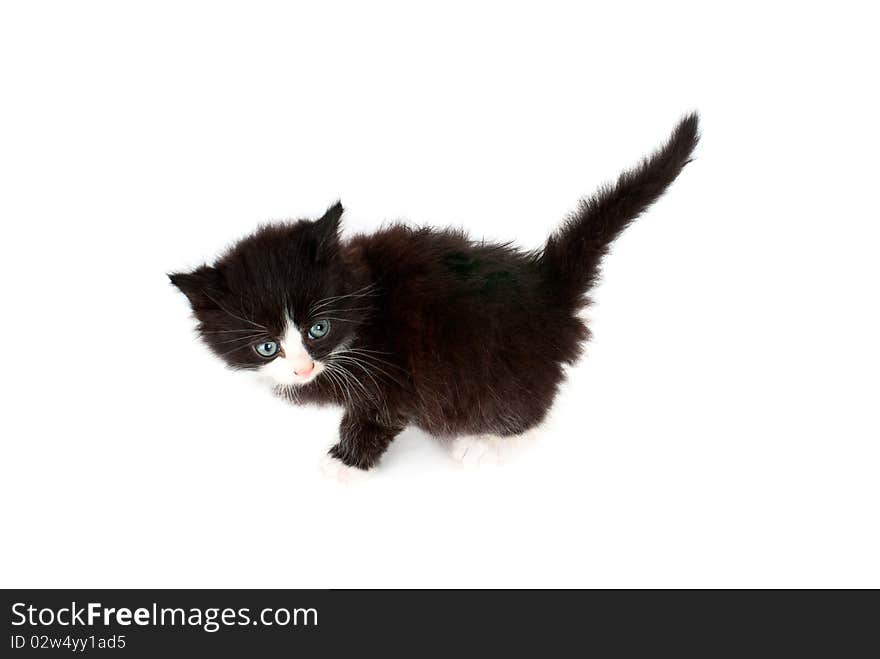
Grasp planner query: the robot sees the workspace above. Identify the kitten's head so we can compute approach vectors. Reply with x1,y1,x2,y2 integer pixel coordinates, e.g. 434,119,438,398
170,202,368,388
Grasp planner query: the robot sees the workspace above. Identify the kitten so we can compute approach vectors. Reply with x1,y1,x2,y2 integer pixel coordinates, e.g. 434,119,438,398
170,114,699,477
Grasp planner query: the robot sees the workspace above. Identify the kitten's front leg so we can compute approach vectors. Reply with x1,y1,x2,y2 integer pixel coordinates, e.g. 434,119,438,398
323,410,404,480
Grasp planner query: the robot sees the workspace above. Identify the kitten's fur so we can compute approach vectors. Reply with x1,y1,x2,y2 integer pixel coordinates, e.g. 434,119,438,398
171,115,699,473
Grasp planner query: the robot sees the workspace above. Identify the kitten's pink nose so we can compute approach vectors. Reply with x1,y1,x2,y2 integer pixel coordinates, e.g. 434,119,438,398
294,360,315,377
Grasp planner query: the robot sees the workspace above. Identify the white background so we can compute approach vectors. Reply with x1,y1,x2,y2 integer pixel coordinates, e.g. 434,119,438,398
1,1,878,588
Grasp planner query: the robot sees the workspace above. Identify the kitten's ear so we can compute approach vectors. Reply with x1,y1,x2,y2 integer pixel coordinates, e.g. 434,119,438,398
312,200,343,256
168,265,225,310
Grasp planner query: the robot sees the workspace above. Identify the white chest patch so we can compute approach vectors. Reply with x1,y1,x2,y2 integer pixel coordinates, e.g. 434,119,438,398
256,316,325,387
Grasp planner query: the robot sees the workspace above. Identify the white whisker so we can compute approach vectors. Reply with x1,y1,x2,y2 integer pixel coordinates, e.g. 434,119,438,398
326,362,371,400
331,353,406,390
203,293,267,330
335,349,409,377
201,329,270,335
319,317,370,325
213,333,269,346
308,306,375,318
308,282,380,314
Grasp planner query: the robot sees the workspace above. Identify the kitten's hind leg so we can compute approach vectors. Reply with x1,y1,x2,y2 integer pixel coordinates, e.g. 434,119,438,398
449,427,541,468
449,434,500,468
323,409,405,480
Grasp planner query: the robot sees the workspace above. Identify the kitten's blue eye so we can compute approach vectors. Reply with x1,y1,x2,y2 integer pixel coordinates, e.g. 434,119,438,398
308,321,330,340
254,340,279,357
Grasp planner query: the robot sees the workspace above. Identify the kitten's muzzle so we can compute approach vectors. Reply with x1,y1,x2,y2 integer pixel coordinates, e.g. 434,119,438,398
293,359,315,377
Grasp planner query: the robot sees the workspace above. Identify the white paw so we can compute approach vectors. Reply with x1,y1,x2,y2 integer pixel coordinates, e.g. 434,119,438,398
320,454,368,483
449,435,502,468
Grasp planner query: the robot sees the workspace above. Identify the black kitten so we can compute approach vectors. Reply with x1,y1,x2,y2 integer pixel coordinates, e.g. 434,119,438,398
171,115,699,478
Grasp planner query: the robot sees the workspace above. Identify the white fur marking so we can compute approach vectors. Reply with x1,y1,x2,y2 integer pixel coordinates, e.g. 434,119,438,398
320,454,368,483
449,427,543,468
256,315,325,387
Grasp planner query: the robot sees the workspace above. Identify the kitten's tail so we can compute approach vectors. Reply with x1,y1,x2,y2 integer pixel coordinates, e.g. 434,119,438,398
541,113,699,305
